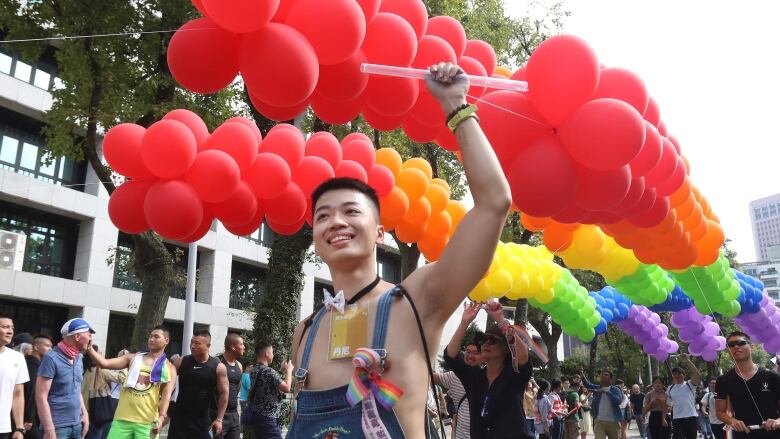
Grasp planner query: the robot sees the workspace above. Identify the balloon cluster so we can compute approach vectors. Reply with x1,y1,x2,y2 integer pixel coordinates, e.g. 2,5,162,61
615,305,679,361
105,111,396,241
734,293,780,354
607,264,675,307
589,286,631,336
670,307,725,362
734,271,764,316
648,285,694,313
469,243,560,303
670,254,741,317
168,0,500,148
374,149,466,261
528,269,601,343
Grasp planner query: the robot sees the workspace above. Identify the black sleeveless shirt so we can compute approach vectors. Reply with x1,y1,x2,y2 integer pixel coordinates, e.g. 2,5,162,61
175,355,220,418
218,355,241,412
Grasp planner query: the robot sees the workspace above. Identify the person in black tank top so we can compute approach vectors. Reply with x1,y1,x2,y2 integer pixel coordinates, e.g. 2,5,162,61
212,334,244,439
170,330,228,439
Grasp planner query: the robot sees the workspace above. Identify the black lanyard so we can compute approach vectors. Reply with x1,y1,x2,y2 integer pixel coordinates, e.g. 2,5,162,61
341,275,381,306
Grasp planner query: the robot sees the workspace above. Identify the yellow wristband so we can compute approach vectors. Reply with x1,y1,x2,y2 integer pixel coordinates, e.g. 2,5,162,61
447,104,478,132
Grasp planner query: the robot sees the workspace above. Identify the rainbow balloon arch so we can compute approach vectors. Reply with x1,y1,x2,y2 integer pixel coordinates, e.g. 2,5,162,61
101,0,780,361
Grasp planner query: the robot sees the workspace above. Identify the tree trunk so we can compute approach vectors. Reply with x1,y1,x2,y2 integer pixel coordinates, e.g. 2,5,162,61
588,335,599,378
254,227,313,367
130,231,177,350
513,299,528,326
396,239,421,280
529,308,563,379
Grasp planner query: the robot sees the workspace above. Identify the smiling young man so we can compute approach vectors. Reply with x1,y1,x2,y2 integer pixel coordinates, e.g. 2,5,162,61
287,62,512,439
715,331,780,439
435,333,484,439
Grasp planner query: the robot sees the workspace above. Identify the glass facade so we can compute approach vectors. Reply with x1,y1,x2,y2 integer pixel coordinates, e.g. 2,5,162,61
0,298,69,341
0,48,59,91
229,261,267,310
0,202,79,279
240,222,275,246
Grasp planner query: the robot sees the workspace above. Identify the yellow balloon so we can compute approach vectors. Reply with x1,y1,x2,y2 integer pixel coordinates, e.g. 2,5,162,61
495,242,511,264
528,274,545,295
510,273,532,298
503,256,526,282
523,257,541,280
487,268,513,296
536,287,555,304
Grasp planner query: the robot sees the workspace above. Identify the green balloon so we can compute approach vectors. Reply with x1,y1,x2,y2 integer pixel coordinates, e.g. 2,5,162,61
720,301,741,318
579,327,596,343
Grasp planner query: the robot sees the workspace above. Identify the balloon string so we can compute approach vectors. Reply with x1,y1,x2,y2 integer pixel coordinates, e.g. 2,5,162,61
467,93,552,130
690,269,766,424
0,27,220,44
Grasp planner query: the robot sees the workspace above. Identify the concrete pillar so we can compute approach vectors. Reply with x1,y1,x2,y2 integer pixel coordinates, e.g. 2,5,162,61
81,306,110,352
199,249,232,307
73,218,118,287
209,324,228,356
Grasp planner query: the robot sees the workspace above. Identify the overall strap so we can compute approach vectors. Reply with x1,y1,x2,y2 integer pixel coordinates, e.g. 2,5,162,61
370,288,396,351
299,307,327,372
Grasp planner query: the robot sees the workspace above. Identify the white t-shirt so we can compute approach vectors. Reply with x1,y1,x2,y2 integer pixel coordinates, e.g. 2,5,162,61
439,371,470,439
700,392,722,425
667,380,698,419
0,347,30,433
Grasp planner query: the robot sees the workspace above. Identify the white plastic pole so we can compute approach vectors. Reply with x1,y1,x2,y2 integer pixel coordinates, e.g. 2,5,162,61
360,63,528,92
182,243,197,355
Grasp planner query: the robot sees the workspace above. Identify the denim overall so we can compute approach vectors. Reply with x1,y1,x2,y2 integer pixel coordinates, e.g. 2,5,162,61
286,288,406,438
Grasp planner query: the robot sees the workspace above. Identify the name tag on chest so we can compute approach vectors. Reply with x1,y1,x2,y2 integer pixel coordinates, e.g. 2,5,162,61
329,303,369,360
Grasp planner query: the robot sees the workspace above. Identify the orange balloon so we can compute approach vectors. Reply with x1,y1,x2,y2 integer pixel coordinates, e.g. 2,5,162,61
634,244,663,265
379,186,409,221
669,178,692,207
404,196,432,224
646,210,677,235
375,148,403,176
675,195,696,219
543,223,575,252
397,168,429,200
426,210,452,236
402,157,433,180
418,231,448,261
689,217,708,241
697,220,725,250
380,214,398,232
425,184,449,213
454,151,462,162
395,219,426,243
445,200,468,232
430,178,451,195
521,213,551,232
681,155,691,175
693,244,719,267
681,205,704,231
494,65,512,78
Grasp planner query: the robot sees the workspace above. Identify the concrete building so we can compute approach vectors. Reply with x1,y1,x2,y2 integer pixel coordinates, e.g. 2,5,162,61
741,260,780,302
0,46,401,356
750,194,780,262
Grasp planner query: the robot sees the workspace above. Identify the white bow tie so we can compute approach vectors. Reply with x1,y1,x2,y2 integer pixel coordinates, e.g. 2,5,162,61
324,290,346,314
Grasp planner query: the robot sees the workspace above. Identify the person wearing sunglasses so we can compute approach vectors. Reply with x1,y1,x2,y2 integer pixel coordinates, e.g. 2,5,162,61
444,301,532,438
715,331,780,439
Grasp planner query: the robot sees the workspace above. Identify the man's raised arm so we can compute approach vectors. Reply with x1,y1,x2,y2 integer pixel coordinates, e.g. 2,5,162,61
405,62,512,323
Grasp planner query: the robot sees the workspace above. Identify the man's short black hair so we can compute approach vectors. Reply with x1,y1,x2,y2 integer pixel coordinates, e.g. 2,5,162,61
255,341,272,358
151,325,170,339
550,378,562,391
726,331,750,341
600,369,613,378
311,178,380,219
561,376,569,383
33,334,54,344
193,329,211,339
671,367,685,374
616,379,625,385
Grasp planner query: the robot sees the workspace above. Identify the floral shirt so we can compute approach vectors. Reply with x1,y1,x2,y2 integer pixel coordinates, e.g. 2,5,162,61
250,364,283,417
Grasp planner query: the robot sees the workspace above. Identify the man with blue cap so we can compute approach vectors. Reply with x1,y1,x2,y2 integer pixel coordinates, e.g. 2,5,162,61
36,318,95,439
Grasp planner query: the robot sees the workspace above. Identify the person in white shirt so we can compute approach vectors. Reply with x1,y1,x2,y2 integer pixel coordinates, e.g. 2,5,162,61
666,354,701,439
700,378,723,439
1,315,31,439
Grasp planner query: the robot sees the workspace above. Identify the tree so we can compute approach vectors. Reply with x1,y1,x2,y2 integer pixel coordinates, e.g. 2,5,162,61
0,0,240,349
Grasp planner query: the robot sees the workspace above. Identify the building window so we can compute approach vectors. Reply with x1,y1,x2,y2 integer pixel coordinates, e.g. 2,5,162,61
0,116,86,188
0,49,58,91
240,222,274,246
0,298,69,341
112,234,199,301
377,247,401,283
229,261,267,310
314,281,335,311
0,203,78,279
765,279,778,288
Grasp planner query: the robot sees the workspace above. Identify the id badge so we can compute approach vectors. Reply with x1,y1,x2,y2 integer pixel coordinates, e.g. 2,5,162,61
329,303,369,360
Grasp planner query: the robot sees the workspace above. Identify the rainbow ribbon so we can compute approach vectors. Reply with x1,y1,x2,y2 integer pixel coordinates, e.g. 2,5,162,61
346,348,404,411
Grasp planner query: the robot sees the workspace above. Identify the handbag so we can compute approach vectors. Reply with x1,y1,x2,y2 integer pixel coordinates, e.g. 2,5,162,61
88,368,117,425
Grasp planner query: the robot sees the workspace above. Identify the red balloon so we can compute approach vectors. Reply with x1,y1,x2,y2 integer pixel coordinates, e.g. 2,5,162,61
272,0,298,21
163,109,210,147
185,150,241,203
559,98,645,171
610,177,646,214
311,93,364,125
205,122,259,172
202,0,279,33
655,158,686,197
224,116,262,144
362,12,417,66
212,182,258,227
248,91,310,122
304,132,342,168
342,132,371,144
103,124,154,179
379,0,428,40
458,55,488,101
367,165,395,197
267,218,305,235
408,91,445,126
265,183,307,225
336,160,368,182
362,105,405,131
141,120,198,179
629,122,663,177
658,120,668,137
364,76,419,116
109,180,154,234
626,195,670,228
285,0,366,65
624,187,657,218
245,153,292,199
434,124,458,152
191,0,207,15
508,135,578,217
342,138,375,170
167,18,240,94
180,210,215,242
412,35,457,69
240,23,318,107
261,124,305,168
511,66,527,81
643,97,661,127
222,202,264,237
527,34,600,126
463,40,496,75
574,165,631,211
294,156,335,197
144,180,204,240
644,138,679,188
592,67,649,114
478,91,550,170
551,204,588,224
315,50,368,101
425,16,466,58
402,116,441,143
667,134,682,154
